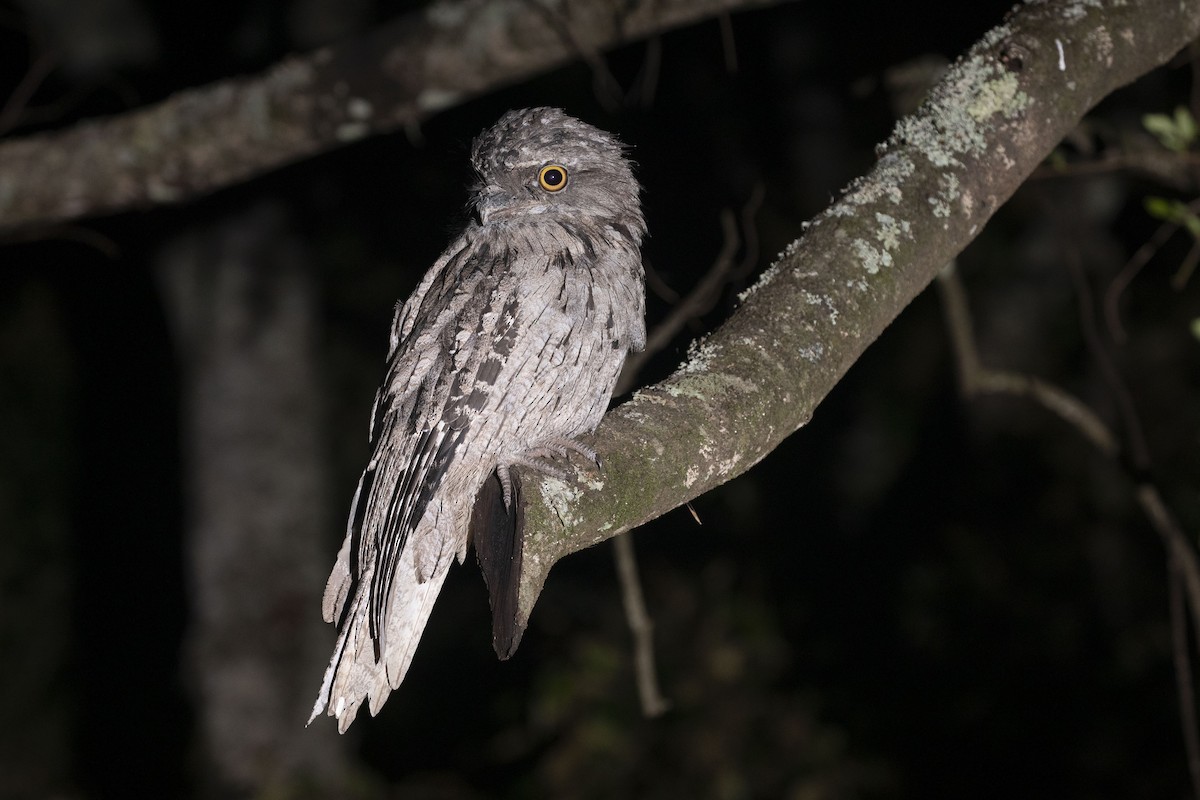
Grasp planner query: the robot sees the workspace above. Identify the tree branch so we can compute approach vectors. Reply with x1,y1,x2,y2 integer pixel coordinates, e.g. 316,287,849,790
612,533,670,717
512,0,1200,630
0,0,785,234
938,243,1200,800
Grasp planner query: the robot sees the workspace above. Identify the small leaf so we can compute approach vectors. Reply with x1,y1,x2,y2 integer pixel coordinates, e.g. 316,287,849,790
1144,196,1200,240
1144,195,1175,219
1143,106,1198,152
1175,106,1198,144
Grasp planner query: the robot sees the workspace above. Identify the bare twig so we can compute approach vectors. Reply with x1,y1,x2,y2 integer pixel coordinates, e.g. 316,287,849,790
612,533,670,717
523,0,625,112
1,224,121,259
616,206,743,395
1063,247,1151,469
1172,239,1200,290
733,182,765,281
718,13,738,73
1140,486,1200,648
1171,566,1200,800
1031,150,1200,190
1190,41,1200,161
644,260,683,306
608,197,758,715
1104,219,1177,344
938,260,1200,798
1105,198,1200,344
937,262,1117,453
633,37,663,108
0,49,58,136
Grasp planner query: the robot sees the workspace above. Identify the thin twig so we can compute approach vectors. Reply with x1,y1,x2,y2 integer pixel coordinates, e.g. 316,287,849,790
634,37,663,108
718,12,738,73
606,194,759,714
608,209,740,716
0,49,58,136
1141,485,1200,648
612,533,670,717
616,208,741,395
0,223,121,258
1105,197,1200,344
1064,247,1151,469
733,182,766,281
938,260,1200,798
644,259,683,306
1031,150,1200,188
1170,565,1200,800
937,263,1117,453
1172,239,1200,290
1104,219,1177,344
524,0,625,112
1190,40,1200,157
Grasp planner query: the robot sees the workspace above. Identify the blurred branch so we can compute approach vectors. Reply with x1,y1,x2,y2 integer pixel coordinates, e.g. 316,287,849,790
1171,567,1200,800
1104,196,1200,343
0,49,57,136
0,0,786,234
612,534,670,717
510,0,1200,631
616,208,741,395
937,261,1118,453
1104,213,1186,344
1031,147,1200,191
608,197,757,715
937,259,1200,799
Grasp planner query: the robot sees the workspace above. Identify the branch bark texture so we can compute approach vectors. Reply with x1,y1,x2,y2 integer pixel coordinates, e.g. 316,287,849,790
514,0,1200,625
0,0,781,233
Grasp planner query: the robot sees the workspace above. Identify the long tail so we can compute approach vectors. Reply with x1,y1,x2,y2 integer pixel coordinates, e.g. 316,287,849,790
308,539,451,733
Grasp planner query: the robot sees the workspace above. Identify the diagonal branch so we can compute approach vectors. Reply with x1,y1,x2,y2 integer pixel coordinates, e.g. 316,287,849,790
510,0,1200,631
0,0,787,234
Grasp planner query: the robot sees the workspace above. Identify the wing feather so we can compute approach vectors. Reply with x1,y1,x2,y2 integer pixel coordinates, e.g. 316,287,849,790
312,232,520,726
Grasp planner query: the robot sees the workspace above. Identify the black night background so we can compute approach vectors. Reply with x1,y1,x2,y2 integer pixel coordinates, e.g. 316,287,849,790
1,0,1198,797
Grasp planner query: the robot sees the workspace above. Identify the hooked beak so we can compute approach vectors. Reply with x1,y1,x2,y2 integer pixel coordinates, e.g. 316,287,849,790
473,190,516,225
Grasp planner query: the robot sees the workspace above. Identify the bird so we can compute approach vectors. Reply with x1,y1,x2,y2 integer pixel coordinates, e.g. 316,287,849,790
309,108,646,732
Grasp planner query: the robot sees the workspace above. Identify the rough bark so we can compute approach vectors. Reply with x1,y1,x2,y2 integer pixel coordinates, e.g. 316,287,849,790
511,0,1200,628
0,0,785,233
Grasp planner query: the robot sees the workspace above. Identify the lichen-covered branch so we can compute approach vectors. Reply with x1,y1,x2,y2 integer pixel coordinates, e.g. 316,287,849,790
513,0,1200,627
0,0,784,234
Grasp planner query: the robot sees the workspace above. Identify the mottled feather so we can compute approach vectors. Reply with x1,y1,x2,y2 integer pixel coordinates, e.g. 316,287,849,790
310,108,646,731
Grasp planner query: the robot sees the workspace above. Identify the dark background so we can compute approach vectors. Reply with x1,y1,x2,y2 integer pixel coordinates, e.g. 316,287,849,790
2,0,1198,797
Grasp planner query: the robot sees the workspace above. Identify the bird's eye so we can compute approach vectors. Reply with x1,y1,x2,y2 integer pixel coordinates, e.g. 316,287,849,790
538,165,568,192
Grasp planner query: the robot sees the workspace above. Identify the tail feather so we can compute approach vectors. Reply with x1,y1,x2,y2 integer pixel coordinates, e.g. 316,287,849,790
309,538,452,733
321,467,370,626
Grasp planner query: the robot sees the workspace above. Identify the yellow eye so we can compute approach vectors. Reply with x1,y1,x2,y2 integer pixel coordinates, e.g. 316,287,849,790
538,164,568,192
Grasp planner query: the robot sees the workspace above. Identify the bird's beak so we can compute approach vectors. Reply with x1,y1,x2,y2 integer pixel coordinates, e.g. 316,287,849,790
474,190,516,225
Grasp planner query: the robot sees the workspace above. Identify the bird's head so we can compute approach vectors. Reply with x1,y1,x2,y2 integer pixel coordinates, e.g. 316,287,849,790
468,107,644,241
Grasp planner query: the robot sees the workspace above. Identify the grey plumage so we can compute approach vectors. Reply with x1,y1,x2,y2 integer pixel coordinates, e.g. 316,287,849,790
310,108,646,731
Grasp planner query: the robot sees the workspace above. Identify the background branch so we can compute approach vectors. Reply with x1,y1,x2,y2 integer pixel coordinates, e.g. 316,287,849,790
612,533,669,717
0,0,785,234
937,252,1200,800
510,0,1200,630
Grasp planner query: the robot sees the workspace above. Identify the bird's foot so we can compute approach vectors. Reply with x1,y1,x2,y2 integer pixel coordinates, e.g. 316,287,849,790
496,439,602,509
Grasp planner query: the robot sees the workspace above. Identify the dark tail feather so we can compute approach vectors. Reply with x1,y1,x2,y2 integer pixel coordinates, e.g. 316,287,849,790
470,468,526,659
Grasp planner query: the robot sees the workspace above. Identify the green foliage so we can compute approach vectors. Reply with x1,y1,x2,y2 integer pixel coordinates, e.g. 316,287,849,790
1142,106,1198,152
1143,196,1200,239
